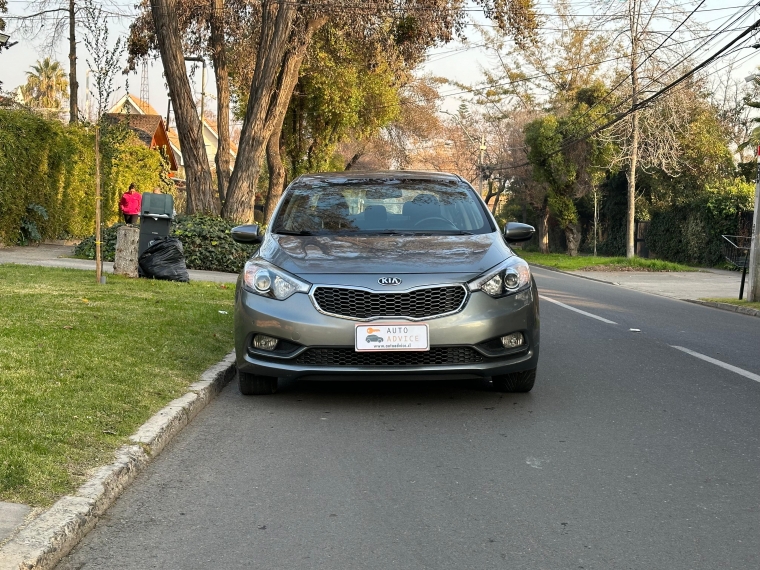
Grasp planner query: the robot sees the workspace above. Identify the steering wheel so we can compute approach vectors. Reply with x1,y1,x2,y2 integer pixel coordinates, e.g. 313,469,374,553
413,217,459,230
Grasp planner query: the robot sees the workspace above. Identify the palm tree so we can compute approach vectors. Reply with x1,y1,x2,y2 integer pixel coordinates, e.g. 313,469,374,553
22,57,68,109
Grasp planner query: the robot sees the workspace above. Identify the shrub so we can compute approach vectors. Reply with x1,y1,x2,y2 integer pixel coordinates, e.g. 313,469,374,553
75,215,260,274
19,204,49,244
171,215,259,273
73,223,125,261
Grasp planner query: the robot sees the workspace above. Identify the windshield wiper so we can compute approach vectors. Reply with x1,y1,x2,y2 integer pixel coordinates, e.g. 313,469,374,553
274,230,316,236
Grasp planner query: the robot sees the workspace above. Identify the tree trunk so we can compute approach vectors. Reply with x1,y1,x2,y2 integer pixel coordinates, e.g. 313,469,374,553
150,0,217,215
68,0,78,124
564,222,581,256
222,6,327,222
114,225,140,278
210,0,231,206
538,202,550,254
626,4,640,259
345,152,363,171
626,108,639,258
264,129,287,224
490,181,505,215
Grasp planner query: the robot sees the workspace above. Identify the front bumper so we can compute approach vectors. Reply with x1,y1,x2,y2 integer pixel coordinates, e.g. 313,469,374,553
234,279,540,380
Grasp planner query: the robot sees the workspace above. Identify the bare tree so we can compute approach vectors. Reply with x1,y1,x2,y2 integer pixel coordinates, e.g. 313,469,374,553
595,0,705,257
12,0,79,123
711,59,760,163
81,0,122,119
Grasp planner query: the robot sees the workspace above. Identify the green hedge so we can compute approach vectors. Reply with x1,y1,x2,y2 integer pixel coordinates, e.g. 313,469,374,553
647,178,754,266
0,109,172,244
74,215,260,274
0,110,94,243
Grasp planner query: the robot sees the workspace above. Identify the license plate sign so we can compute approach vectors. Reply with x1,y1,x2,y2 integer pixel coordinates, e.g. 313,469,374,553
355,323,429,352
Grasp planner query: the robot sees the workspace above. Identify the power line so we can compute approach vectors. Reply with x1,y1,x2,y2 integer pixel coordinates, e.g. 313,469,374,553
488,17,760,172
566,0,710,130
435,24,754,100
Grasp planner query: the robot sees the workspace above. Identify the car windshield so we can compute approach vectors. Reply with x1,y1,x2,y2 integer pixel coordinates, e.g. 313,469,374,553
272,178,494,235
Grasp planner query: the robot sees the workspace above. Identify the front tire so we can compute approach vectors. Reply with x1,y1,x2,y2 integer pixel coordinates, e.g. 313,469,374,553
238,370,278,395
492,368,536,393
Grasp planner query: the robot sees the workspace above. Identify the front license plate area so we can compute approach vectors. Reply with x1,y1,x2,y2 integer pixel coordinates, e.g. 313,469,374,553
355,323,430,352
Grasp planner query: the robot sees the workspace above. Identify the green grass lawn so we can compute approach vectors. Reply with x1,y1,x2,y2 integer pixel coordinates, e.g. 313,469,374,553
0,266,235,507
518,251,696,272
701,298,760,311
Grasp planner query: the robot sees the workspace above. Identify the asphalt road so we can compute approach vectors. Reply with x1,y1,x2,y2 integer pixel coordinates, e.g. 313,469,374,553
57,268,760,570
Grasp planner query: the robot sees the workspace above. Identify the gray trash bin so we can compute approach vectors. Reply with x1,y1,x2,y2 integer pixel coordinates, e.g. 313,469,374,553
138,192,174,257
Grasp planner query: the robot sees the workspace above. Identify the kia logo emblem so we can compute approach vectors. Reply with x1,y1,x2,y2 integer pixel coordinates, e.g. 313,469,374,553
378,277,402,286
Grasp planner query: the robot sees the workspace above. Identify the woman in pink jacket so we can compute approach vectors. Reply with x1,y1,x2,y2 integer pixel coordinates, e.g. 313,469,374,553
119,183,142,224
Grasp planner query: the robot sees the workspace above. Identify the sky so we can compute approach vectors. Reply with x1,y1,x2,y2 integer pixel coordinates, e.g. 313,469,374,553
2,0,759,122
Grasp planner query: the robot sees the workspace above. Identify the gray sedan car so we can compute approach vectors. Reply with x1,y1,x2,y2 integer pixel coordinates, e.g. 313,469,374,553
231,171,539,395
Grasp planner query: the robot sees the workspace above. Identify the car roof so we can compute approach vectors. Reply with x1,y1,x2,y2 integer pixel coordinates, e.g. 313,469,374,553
292,170,465,185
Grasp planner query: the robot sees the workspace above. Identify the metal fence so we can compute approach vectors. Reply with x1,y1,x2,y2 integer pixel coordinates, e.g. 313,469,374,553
721,235,752,299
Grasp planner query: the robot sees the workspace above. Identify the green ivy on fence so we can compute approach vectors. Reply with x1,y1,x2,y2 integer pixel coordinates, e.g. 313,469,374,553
647,178,755,267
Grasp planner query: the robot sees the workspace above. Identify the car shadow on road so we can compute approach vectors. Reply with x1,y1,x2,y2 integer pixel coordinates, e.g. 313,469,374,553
245,376,536,408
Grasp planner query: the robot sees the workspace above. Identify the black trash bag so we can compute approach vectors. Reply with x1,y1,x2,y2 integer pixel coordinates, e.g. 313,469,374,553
138,236,190,282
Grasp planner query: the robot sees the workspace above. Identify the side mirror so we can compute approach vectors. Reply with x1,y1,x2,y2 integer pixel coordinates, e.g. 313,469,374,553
503,222,535,243
231,224,262,244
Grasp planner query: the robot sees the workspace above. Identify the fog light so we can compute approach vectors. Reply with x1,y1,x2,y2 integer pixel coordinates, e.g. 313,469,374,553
253,334,279,351
501,332,524,349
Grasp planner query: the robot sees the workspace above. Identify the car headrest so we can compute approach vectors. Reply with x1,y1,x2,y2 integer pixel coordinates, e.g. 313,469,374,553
404,193,441,220
364,205,387,222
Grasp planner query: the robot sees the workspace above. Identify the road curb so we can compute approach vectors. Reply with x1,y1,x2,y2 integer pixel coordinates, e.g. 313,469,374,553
0,352,237,570
684,299,760,318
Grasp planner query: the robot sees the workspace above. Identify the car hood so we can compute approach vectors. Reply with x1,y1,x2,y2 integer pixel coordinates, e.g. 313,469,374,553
258,233,512,276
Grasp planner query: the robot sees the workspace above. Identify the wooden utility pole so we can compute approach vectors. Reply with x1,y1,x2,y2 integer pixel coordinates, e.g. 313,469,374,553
95,124,103,284
747,145,760,301
68,0,79,123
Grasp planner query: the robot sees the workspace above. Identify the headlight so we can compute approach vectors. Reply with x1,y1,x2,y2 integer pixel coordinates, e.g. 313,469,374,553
243,260,310,300
468,256,531,298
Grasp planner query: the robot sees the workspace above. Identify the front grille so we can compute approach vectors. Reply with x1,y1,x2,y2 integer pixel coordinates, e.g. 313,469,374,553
295,347,484,367
312,285,467,320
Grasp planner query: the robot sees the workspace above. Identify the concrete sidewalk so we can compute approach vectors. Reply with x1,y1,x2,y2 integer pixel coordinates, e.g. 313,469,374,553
0,244,238,283
570,267,743,301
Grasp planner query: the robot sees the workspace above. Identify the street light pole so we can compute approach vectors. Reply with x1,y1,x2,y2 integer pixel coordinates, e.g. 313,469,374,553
0,32,18,51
